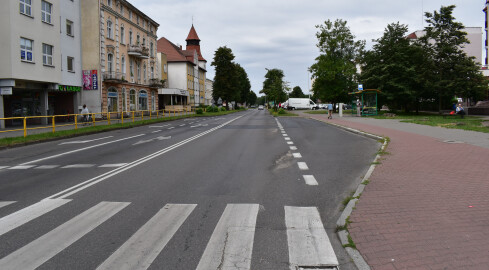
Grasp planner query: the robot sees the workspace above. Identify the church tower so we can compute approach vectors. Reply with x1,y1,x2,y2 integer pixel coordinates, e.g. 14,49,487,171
186,25,205,61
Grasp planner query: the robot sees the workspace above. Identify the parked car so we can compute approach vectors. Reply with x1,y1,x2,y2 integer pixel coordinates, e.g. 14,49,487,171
258,105,264,110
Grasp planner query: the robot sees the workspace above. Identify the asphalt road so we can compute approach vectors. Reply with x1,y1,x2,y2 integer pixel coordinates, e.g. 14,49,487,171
0,109,380,270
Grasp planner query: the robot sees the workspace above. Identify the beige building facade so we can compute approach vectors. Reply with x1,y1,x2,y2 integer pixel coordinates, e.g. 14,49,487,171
81,0,160,114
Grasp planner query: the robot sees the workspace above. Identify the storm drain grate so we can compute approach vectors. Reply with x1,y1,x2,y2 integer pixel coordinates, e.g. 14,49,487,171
298,266,338,270
442,140,464,144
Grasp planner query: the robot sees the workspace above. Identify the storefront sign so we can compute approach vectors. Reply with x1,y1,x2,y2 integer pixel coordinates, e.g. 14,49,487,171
83,70,98,90
0,87,13,95
58,85,81,92
139,93,148,98
108,92,118,97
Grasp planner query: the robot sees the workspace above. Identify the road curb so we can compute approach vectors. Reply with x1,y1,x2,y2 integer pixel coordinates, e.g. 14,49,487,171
307,115,388,270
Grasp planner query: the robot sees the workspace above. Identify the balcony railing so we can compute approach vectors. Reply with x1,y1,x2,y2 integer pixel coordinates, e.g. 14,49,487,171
103,71,127,81
149,78,164,88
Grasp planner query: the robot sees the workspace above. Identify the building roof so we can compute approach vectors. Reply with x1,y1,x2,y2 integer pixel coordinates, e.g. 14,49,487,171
186,25,200,41
157,37,195,64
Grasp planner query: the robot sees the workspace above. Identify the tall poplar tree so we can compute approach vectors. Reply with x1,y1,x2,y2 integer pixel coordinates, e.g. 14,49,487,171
211,46,237,109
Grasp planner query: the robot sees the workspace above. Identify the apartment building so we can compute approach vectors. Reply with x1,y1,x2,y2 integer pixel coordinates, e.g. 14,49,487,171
81,0,160,114
0,0,82,127
157,25,207,109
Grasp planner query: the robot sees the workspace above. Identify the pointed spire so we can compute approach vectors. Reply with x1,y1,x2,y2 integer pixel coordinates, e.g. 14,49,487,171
186,25,200,41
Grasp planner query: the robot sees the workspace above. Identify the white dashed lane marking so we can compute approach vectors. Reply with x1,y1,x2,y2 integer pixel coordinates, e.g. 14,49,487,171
35,165,59,169
284,138,290,141
292,153,302,158
99,163,128,168
303,175,319,185
9,165,35,170
287,142,294,145
168,127,175,130
61,164,95,169
290,146,297,150
297,162,309,170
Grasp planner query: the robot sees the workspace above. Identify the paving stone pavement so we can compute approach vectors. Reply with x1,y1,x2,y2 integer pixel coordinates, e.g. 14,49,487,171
302,112,489,270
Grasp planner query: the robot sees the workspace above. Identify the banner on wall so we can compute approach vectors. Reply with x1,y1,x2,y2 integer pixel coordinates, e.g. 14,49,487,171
83,70,98,90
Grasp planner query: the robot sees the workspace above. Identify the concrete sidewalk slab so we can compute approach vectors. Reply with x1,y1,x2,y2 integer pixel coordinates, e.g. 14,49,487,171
301,112,489,269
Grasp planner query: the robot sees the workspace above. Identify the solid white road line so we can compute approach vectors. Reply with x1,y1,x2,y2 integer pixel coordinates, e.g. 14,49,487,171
0,199,71,237
8,165,35,170
20,134,145,165
290,146,297,150
303,175,319,186
297,162,309,170
287,142,294,145
196,204,259,270
99,163,128,168
292,153,302,158
0,166,9,170
0,201,129,270
285,206,338,269
96,204,196,270
46,115,245,200
0,201,16,209
61,164,95,168
35,165,59,169
59,136,113,145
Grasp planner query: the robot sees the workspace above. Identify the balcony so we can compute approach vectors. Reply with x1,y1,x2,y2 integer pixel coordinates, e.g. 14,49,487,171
103,71,127,82
128,44,149,59
149,78,165,88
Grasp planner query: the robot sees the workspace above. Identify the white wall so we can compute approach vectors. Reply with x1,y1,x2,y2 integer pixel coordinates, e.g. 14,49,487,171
60,0,82,87
167,62,187,90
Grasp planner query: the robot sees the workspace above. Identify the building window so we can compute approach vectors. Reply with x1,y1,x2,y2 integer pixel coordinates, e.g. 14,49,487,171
150,66,154,79
129,30,133,45
107,88,118,112
143,64,146,82
136,34,140,45
107,0,112,7
130,59,134,78
164,64,167,73
121,56,126,76
66,20,73,36
42,43,53,66
129,10,132,20
142,38,145,46
152,91,155,111
20,0,32,16
136,16,139,25
122,88,127,112
130,89,136,111
120,26,125,44
41,1,52,24
67,56,74,72
20,38,33,62
120,4,123,15
137,62,140,81
150,42,153,57
139,90,148,110
107,53,113,73
142,20,145,28
107,20,113,39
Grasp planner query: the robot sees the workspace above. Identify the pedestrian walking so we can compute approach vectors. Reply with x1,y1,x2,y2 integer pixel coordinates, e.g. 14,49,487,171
327,103,333,119
356,99,362,117
456,103,465,119
81,104,90,124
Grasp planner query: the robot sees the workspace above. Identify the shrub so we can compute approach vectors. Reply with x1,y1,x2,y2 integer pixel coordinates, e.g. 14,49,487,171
220,107,227,112
196,108,203,114
278,108,286,114
206,105,213,112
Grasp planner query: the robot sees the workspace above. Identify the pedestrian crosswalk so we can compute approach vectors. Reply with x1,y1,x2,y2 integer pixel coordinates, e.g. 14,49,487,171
0,200,339,270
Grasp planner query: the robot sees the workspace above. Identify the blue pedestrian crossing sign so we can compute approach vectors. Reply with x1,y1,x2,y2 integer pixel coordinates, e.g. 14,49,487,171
358,84,363,90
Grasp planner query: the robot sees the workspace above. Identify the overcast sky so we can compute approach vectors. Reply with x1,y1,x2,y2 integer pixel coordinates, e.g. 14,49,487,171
131,0,485,95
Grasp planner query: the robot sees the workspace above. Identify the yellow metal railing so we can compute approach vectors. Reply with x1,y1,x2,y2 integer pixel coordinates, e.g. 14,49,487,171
0,107,195,138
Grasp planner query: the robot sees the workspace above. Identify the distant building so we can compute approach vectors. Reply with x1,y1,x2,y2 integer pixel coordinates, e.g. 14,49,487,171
157,25,206,108
205,79,213,105
81,0,160,114
406,27,483,65
0,0,83,128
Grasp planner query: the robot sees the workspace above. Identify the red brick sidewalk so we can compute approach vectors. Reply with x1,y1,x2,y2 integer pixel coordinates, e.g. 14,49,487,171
310,114,489,269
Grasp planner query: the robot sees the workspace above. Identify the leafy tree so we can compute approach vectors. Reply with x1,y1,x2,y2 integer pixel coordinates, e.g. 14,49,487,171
234,63,252,106
247,91,257,106
290,86,306,98
256,95,266,105
260,68,287,110
309,19,365,110
421,5,487,110
360,23,428,112
212,46,237,109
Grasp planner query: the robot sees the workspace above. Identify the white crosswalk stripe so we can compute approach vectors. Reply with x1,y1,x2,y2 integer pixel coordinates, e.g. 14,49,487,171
285,206,338,269
0,202,129,270
97,204,196,270
196,204,259,270
0,201,16,209
0,199,71,237
0,202,338,269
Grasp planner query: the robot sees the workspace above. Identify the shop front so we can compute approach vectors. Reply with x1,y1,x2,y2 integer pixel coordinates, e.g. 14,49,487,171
158,88,190,112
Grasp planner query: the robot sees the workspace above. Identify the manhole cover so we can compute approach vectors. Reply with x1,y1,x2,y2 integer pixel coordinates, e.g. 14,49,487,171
442,140,464,144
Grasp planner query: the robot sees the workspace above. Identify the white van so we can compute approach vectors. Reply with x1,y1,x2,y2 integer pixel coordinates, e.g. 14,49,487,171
286,98,319,110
